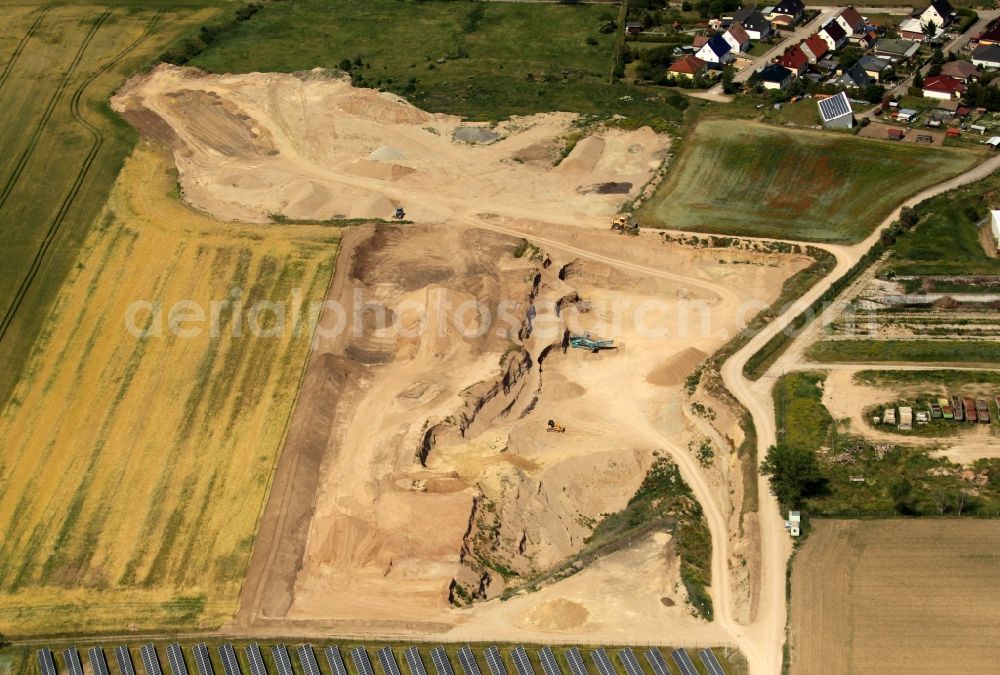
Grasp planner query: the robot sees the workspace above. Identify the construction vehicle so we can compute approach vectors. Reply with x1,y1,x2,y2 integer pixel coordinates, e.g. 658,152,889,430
610,214,639,235
393,206,406,220
546,420,566,433
568,332,616,352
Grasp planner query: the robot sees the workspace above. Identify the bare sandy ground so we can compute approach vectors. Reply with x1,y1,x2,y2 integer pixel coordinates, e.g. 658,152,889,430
112,65,669,226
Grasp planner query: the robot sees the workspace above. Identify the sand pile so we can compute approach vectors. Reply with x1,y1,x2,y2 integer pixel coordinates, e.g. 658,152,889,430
520,598,590,631
647,347,708,387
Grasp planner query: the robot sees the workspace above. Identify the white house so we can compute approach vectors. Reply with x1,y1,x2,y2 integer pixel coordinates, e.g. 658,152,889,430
919,0,956,29
722,24,751,53
819,20,848,51
696,34,734,64
973,43,1000,69
991,210,1000,247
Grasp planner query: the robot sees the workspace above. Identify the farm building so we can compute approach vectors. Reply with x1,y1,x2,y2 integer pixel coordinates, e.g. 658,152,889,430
818,92,855,128
887,127,906,140
922,74,966,99
801,33,829,63
819,20,848,51
696,34,734,64
759,63,795,90
625,22,643,35
941,59,980,82
991,210,1000,246
778,44,809,74
972,44,1000,69
875,38,920,62
918,0,956,29
669,55,708,79
723,23,752,52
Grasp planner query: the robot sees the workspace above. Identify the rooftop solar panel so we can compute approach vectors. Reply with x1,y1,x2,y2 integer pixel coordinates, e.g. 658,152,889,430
510,648,534,675
193,645,214,675
818,92,852,121
219,645,241,675
89,648,111,675
697,650,726,675
616,650,641,675
141,645,163,675
377,648,401,675
483,648,506,675
455,647,481,675
37,648,57,675
588,650,615,675
324,647,347,675
298,646,320,675
404,648,427,675
562,649,587,675
669,650,697,675
244,646,266,675
64,648,85,675
116,646,137,675
351,648,376,675
537,648,560,675
271,646,293,675
641,651,668,675
167,645,189,675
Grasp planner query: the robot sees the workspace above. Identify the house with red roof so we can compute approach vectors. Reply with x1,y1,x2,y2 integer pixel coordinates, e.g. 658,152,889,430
669,55,708,80
723,23,752,53
922,74,967,100
836,6,866,35
778,44,809,74
800,33,829,63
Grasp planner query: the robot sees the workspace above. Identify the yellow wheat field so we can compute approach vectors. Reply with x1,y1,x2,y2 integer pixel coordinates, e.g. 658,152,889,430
0,146,339,634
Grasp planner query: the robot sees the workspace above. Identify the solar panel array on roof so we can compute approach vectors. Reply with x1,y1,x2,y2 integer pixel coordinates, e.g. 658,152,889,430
168,645,189,675
483,647,506,675
697,650,726,675
589,650,615,675
377,648,401,675
510,647,534,675
536,648,560,675
428,647,453,675
456,647,481,675
298,645,321,675
64,648,85,675
89,647,111,675
818,92,852,122
271,646,293,675
404,647,428,675
324,647,347,675
193,645,214,675
615,650,642,675
219,645,241,675
351,648,376,675
669,650,697,675
245,646,267,675
641,651,668,675
140,645,163,675
562,649,587,675
37,648,57,675
116,646,137,675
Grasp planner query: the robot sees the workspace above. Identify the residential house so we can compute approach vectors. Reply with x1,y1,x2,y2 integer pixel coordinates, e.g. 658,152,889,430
835,6,866,35
818,92,855,128
991,210,1000,247
669,55,708,80
899,17,941,41
769,0,805,25
723,23,752,52
734,6,773,40
839,62,873,87
972,43,1000,69
921,73,967,99
941,59,979,82
819,20,848,51
778,44,809,74
875,38,920,62
696,34,735,64
856,30,879,49
693,34,710,49
918,0,956,29
759,63,795,89
801,33,829,63
977,22,1000,46
625,22,643,35
858,55,891,80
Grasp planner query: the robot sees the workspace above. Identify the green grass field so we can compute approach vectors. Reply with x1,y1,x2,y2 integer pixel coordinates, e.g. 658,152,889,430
638,120,977,244
805,339,1000,364
0,3,223,409
185,0,685,124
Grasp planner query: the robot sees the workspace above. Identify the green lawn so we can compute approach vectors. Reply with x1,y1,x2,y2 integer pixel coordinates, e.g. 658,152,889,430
806,339,1000,364
773,371,835,452
187,0,684,124
637,120,977,243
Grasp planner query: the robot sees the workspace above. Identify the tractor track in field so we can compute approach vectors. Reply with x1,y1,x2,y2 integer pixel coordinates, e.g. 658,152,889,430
0,10,170,346
0,6,53,94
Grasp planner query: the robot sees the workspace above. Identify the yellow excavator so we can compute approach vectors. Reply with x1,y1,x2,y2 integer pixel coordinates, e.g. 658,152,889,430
610,214,639,235
546,419,566,433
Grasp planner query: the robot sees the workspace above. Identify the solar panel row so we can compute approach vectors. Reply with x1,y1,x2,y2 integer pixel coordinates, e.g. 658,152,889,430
64,648,85,675
272,646,294,675
562,648,587,675
589,649,615,675
115,646,137,675
377,648,401,675
246,645,268,675
324,647,348,675
298,645,321,675
483,647,506,675
168,645,189,675
219,644,241,675
616,649,642,675
141,644,163,675
427,647,452,675
697,650,726,675
537,647,560,675
37,648,57,675
510,647,534,675
351,648,375,675
89,647,111,675
642,650,668,675
404,647,427,675
669,650,697,675
193,645,214,675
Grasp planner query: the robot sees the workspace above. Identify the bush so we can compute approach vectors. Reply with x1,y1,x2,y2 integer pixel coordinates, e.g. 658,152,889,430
761,444,829,509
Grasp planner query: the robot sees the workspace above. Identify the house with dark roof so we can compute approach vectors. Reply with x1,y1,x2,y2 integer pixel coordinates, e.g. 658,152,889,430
875,38,920,62
734,6,772,40
625,22,643,35
978,22,1000,46
918,0,956,28
839,62,873,87
770,0,805,24
778,44,809,74
669,55,708,79
973,43,1000,69
836,7,866,35
855,30,878,49
819,20,848,51
759,63,795,90
922,73,966,99
941,59,979,82
696,34,735,64
723,23,752,52
858,55,891,80
801,33,829,63
818,92,855,128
